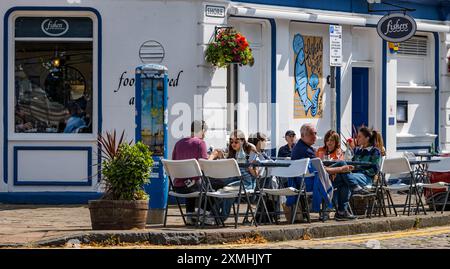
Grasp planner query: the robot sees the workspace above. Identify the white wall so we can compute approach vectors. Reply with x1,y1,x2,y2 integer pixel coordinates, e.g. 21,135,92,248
0,0,208,192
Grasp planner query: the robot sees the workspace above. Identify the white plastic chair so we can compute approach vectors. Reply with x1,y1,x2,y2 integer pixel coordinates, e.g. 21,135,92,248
261,158,311,224
381,157,426,216
420,157,450,213
198,159,256,228
310,158,336,220
161,159,204,227
403,151,417,161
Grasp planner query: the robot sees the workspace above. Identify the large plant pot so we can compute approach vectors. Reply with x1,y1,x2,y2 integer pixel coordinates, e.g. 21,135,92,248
88,200,149,230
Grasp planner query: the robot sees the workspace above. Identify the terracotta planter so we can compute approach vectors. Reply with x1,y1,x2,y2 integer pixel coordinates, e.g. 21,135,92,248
88,200,149,230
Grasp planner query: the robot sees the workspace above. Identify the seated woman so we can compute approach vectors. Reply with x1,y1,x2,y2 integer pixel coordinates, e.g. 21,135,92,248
349,127,382,189
329,127,381,220
211,130,259,222
248,132,270,161
316,130,344,161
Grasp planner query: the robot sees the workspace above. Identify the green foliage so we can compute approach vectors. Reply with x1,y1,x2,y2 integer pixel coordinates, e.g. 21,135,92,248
205,28,254,68
100,133,153,201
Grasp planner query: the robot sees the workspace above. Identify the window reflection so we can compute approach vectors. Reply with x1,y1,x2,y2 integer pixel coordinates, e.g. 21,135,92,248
15,41,93,133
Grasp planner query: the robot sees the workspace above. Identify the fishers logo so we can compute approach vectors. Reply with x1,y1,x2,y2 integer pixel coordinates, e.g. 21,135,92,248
41,19,69,37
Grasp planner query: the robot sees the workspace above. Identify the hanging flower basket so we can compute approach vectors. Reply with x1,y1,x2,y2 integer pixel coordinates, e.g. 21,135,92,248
205,27,254,68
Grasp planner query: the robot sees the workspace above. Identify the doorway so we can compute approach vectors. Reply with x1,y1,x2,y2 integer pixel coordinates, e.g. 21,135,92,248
352,67,369,133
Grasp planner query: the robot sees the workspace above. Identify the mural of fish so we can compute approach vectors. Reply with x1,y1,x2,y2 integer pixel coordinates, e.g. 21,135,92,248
309,73,321,117
293,33,313,115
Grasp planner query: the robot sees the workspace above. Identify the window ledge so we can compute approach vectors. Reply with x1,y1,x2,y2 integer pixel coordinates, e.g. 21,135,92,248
8,134,97,142
351,60,374,68
397,133,437,143
397,85,436,93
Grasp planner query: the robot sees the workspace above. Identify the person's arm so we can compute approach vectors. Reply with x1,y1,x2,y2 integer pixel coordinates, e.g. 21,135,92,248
325,165,354,175
247,151,260,177
199,140,208,159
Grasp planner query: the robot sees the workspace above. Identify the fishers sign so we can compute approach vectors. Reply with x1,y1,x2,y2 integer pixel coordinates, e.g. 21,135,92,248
377,13,417,43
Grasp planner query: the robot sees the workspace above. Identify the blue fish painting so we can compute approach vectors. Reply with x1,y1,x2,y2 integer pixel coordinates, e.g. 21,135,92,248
293,34,323,118
293,34,312,114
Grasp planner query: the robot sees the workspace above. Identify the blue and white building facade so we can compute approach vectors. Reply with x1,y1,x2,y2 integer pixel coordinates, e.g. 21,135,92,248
1,0,450,203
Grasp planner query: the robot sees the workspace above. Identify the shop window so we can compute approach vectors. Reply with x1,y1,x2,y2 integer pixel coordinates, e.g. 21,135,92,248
397,100,408,123
14,17,93,134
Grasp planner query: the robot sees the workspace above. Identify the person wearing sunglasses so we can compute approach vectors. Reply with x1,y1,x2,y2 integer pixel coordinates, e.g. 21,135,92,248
211,130,259,222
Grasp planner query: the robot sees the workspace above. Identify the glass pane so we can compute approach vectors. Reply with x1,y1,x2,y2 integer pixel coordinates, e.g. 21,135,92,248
15,41,93,133
141,78,164,156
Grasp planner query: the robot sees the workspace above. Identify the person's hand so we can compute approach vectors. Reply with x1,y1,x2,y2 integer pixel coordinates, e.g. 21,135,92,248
340,165,354,173
210,149,224,160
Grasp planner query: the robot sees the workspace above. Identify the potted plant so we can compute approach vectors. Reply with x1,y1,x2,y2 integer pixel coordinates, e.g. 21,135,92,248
89,131,154,230
205,27,254,68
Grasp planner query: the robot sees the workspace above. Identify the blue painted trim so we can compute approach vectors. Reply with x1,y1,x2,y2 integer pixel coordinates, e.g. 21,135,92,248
229,16,276,156
336,67,341,134
382,40,387,148
164,73,169,159
269,18,276,157
0,192,102,204
13,146,92,186
135,71,142,143
434,32,440,151
3,6,102,185
233,0,445,21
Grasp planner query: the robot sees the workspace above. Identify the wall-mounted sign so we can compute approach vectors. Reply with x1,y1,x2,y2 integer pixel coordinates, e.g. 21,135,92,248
15,17,93,38
205,5,225,18
41,18,69,37
376,13,417,43
329,25,342,67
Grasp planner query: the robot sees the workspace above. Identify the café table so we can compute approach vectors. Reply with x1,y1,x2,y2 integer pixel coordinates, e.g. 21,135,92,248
322,160,374,168
409,159,441,184
414,152,441,161
237,160,292,224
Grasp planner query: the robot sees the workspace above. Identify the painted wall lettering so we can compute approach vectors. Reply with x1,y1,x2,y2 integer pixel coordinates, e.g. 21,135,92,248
115,70,183,93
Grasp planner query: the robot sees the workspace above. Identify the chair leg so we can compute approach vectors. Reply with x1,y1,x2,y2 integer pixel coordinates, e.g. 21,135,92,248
442,189,450,214
195,194,203,228
402,190,409,215
175,197,187,225
163,200,169,227
430,189,437,214
303,195,311,223
386,189,398,216
244,192,257,227
235,195,241,229
414,187,427,215
291,194,302,224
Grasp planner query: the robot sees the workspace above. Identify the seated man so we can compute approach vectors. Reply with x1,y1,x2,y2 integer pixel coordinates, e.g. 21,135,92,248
278,130,296,158
171,120,219,225
292,123,358,221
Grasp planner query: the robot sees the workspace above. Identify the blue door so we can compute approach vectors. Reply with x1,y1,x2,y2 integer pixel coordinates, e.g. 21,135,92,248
352,68,369,133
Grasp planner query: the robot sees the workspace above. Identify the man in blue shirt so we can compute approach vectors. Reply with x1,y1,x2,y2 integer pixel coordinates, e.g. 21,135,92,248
291,124,317,160
291,123,357,221
277,130,297,158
